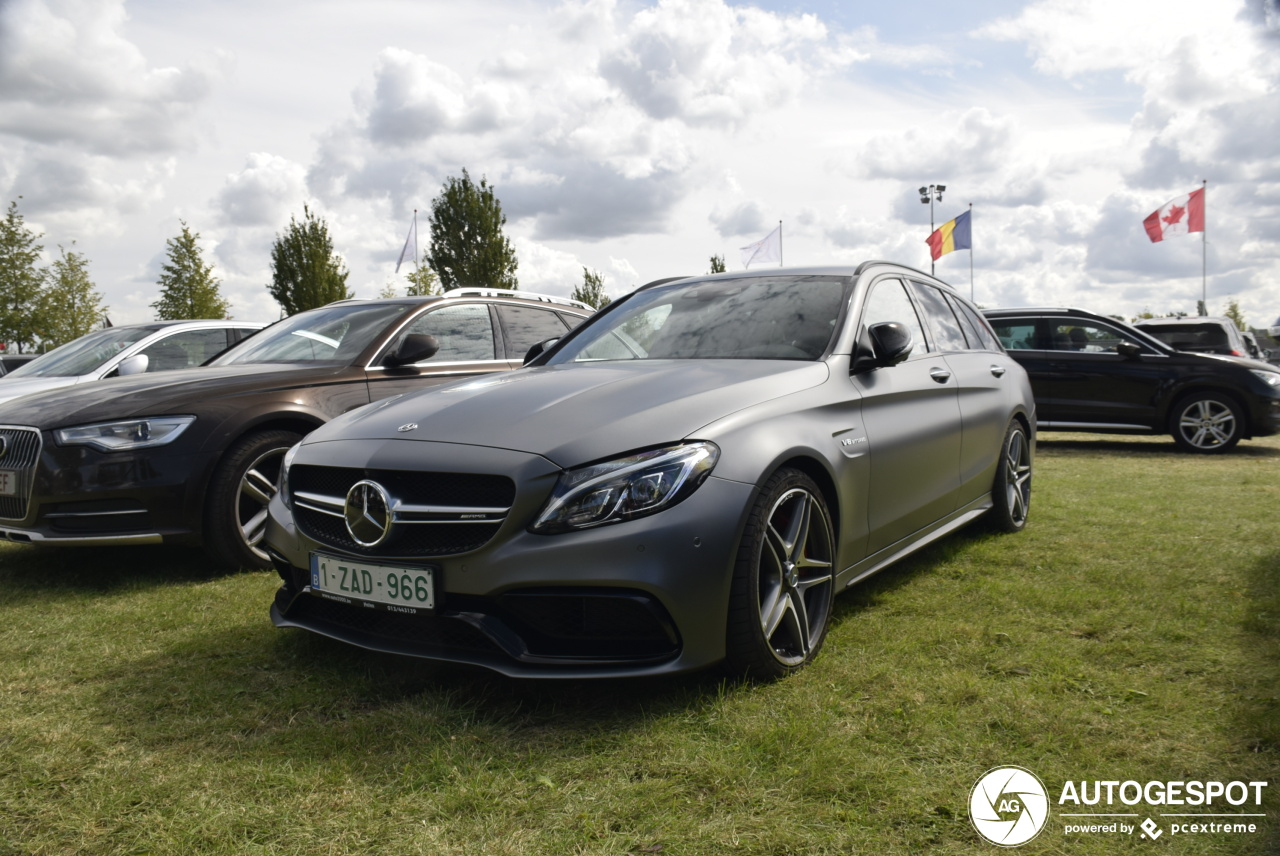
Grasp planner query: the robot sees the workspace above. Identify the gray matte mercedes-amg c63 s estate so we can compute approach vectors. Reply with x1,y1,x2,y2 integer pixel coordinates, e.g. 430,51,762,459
265,263,1036,679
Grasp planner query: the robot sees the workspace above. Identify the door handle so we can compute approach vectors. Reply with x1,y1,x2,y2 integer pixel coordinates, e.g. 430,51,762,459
990,365,1007,377
929,367,951,383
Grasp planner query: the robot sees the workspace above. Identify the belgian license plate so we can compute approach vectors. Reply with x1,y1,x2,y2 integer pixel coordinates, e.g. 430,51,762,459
309,554,436,610
0,470,15,496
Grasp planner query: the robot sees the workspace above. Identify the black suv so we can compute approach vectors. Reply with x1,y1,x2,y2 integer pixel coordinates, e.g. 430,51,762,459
984,307,1280,453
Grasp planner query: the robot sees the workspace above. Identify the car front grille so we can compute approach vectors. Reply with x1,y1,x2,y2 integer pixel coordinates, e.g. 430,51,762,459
0,427,42,521
289,465,515,558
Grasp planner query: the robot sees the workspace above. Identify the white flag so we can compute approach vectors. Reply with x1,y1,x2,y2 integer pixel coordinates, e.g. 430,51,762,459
740,223,781,268
395,215,417,273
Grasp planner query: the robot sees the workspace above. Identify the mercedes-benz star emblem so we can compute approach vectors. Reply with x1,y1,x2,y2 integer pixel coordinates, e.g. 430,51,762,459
344,480,393,547
397,423,418,433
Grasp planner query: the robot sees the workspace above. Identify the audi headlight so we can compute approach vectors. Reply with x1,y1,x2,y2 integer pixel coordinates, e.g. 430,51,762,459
530,442,719,534
54,416,195,452
1250,369,1280,387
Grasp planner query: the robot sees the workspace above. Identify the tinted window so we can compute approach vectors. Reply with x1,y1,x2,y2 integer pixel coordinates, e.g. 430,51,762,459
395,303,497,362
989,320,1040,350
497,305,570,357
943,292,1002,352
1046,320,1152,354
909,282,968,352
139,328,233,372
861,278,928,358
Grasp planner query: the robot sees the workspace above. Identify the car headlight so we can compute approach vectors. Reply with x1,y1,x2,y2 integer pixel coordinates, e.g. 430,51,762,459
530,442,720,534
280,442,302,507
54,416,196,452
1250,369,1280,387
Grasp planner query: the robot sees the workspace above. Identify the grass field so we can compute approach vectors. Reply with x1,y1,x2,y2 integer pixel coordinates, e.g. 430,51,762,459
0,432,1277,855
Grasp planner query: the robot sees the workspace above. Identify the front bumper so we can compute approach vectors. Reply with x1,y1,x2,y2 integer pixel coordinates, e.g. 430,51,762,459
265,440,756,678
0,425,215,547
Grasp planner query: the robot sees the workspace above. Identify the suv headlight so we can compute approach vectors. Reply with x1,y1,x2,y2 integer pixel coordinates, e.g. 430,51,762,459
530,442,719,534
1250,369,1280,388
54,416,195,452
280,442,302,507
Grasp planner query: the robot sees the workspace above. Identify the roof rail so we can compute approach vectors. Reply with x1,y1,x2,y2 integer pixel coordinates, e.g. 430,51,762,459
445,288,593,311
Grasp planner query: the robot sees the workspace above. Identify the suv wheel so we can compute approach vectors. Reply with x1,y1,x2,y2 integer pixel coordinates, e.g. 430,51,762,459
725,468,835,680
205,429,302,569
1171,393,1243,453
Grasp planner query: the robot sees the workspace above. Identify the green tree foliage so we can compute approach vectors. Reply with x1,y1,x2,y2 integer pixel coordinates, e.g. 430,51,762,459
708,254,726,274
1221,299,1248,331
0,199,46,352
426,170,518,291
152,221,231,320
405,264,441,296
1196,299,1208,317
268,205,352,315
571,267,609,309
37,246,107,348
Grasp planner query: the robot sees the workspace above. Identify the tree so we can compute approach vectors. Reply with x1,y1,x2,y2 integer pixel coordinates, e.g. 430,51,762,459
0,199,45,352
1222,299,1248,331
405,264,441,296
571,267,609,309
268,205,352,315
708,254,726,274
1196,299,1208,317
426,169,518,291
152,221,231,320
37,246,107,348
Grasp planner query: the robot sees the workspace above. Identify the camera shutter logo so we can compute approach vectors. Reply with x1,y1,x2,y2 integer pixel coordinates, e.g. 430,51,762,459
969,766,1050,847
344,480,393,547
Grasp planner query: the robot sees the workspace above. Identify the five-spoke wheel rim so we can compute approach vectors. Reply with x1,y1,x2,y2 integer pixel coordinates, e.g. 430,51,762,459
237,447,287,561
1177,399,1236,450
1004,428,1032,526
757,487,834,667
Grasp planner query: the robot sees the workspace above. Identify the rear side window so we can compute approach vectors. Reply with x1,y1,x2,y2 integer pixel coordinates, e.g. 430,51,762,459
944,293,1003,352
909,282,968,352
497,305,572,358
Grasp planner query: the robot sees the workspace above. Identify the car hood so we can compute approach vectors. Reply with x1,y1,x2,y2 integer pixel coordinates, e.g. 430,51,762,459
310,360,830,468
0,375,79,405
0,363,358,429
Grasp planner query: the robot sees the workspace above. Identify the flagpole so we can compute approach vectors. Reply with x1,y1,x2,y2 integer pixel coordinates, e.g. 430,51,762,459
779,220,783,267
413,209,419,271
1201,180,1207,313
966,203,973,301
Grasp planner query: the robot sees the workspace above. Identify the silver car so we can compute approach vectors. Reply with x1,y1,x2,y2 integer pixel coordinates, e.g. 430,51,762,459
0,320,266,406
265,264,1035,679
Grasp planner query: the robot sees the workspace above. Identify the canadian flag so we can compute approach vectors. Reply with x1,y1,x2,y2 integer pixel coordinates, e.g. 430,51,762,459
1143,187,1205,243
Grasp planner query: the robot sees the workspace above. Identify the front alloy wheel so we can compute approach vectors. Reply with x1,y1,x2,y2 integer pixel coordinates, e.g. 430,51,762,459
205,429,302,569
1171,393,1242,453
726,469,835,680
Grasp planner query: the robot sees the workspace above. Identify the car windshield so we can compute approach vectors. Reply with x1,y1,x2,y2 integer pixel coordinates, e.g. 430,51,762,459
4,325,163,378
210,303,412,366
548,275,848,363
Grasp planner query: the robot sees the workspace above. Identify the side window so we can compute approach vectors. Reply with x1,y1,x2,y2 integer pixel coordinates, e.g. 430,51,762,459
988,320,1041,350
397,303,496,362
496,305,570,358
909,282,968,352
944,293,1003,352
138,328,233,372
1047,321,1142,354
861,278,928,358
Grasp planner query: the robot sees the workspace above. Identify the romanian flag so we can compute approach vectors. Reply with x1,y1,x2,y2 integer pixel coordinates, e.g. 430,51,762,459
926,210,972,261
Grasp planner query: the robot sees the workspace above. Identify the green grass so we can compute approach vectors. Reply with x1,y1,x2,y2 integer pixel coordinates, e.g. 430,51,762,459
0,432,1277,855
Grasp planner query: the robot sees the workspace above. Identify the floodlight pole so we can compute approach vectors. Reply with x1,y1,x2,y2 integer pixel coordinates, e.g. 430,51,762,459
919,184,945,275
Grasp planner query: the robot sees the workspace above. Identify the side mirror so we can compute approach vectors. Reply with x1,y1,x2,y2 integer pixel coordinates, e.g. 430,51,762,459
851,322,914,373
116,354,149,376
1116,341,1142,359
523,337,559,365
384,334,440,367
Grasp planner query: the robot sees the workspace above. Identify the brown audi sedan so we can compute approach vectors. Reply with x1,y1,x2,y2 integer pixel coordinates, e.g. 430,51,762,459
0,290,590,568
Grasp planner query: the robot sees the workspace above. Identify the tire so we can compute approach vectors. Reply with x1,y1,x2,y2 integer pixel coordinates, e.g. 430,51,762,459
1170,392,1243,453
725,469,835,680
988,420,1032,533
204,429,302,569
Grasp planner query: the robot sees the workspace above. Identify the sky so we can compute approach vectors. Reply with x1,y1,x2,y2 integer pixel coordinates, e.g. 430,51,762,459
2,0,1279,328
